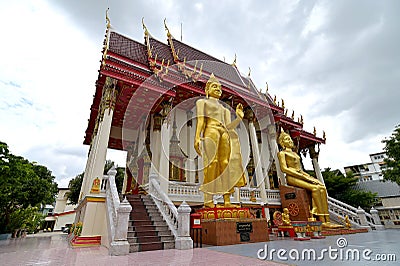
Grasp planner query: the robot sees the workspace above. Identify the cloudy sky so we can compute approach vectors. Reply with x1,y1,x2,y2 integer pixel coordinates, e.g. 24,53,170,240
1,0,399,187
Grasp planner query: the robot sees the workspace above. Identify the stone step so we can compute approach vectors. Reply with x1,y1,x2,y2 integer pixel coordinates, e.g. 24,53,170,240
132,225,169,233
142,202,156,208
127,228,171,237
131,225,157,232
127,194,175,253
147,215,164,222
128,220,166,227
160,235,174,242
145,205,158,210
129,241,163,252
129,220,153,226
127,235,175,244
135,230,158,238
163,240,175,250
136,235,161,243
130,214,151,220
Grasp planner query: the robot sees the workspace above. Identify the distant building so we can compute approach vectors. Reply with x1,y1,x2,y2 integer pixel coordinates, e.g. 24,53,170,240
344,152,386,182
354,180,400,228
42,204,56,231
345,152,400,228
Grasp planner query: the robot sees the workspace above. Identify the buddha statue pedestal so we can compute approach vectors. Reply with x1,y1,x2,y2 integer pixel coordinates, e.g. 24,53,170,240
279,185,311,221
200,217,269,246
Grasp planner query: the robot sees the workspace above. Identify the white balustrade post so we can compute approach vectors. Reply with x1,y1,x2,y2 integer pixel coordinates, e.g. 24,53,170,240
356,207,368,226
370,207,385,230
109,198,132,255
175,201,193,250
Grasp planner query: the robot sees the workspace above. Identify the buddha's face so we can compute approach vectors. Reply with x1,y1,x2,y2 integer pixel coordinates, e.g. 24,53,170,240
207,82,222,98
282,135,294,148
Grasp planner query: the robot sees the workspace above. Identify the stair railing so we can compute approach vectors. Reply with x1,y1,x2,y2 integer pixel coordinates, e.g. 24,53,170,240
149,176,178,238
328,196,383,230
105,167,132,255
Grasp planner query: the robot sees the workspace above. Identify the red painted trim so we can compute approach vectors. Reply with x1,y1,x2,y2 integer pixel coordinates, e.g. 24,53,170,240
54,210,76,217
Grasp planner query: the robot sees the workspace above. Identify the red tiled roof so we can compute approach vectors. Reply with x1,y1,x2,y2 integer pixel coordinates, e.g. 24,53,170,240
149,37,174,63
172,39,245,87
108,31,149,67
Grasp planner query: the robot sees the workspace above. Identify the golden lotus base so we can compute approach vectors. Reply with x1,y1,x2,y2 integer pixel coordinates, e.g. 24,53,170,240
197,207,252,219
321,227,369,236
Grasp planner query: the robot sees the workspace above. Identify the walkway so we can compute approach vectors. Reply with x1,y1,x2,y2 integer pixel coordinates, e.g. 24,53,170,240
0,232,284,266
1,230,398,265
208,230,399,265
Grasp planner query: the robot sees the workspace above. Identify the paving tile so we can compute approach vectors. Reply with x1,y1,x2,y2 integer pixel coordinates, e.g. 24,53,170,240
2,230,398,265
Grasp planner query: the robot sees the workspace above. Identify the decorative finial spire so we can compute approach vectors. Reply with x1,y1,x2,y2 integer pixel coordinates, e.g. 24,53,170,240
248,67,251,77
164,19,179,62
164,18,173,39
142,17,149,36
266,82,269,92
273,95,277,104
313,126,317,136
231,53,237,66
300,114,303,125
142,17,153,59
291,110,295,119
323,130,326,140
105,8,111,29
281,99,285,109
285,109,288,116
102,8,111,66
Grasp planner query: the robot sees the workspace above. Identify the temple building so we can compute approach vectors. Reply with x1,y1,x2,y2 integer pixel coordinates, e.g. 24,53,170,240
73,15,383,253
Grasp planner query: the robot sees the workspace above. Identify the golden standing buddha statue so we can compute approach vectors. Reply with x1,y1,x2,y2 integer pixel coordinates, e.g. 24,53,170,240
194,74,247,208
278,131,341,228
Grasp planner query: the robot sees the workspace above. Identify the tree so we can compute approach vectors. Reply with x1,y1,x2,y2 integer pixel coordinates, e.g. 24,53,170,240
0,141,58,233
322,168,377,210
323,168,357,196
67,160,124,204
66,173,84,205
382,124,400,185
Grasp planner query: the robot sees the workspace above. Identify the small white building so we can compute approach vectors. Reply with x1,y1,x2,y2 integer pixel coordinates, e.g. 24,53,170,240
53,188,76,231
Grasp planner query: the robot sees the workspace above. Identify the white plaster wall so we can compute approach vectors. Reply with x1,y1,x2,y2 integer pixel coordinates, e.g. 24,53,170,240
54,213,76,231
382,197,400,208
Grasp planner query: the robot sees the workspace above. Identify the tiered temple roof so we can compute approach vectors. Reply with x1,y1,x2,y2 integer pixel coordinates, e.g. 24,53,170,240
84,22,325,152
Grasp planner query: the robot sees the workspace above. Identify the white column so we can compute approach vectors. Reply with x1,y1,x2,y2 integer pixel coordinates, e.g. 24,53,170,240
309,145,325,186
260,132,271,190
159,119,170,193
186,111,195,183
148,131,161,184
312,158,325,185
267,124,286,185
81,77,117,198
249,121,267,203
87,105,114,194
79,137,97,201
